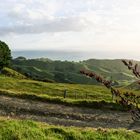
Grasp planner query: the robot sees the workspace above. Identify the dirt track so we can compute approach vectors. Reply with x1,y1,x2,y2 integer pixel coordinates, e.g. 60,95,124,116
0,95,140,131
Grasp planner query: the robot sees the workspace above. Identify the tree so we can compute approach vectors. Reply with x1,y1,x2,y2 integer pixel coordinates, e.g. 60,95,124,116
14,56,26,61
0,41,12,69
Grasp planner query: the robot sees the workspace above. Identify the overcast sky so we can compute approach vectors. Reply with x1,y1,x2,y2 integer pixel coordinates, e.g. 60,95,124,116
0,0,140,59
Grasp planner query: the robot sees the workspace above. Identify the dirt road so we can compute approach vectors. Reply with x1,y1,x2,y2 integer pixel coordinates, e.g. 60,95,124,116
0,95,139,131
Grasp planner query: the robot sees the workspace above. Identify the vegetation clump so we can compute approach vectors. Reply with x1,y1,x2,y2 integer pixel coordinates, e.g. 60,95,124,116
0,40,12,70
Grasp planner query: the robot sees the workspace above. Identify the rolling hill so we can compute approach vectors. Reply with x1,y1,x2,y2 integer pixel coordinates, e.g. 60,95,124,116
11,57,139,85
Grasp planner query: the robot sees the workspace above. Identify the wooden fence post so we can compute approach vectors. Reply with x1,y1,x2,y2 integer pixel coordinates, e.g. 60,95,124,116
64,89,67,98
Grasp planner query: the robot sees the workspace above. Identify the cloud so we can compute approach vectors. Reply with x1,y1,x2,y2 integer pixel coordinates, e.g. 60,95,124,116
0,16,88,35
1,0,139,36
1,0,140,58
0,0,92,35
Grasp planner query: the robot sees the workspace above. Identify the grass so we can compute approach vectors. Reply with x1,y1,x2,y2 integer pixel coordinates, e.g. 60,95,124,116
0,75,112,101
0,74,127,110
0,75,139,110
1,67,26,79
0,72,139,139
0,117,140,140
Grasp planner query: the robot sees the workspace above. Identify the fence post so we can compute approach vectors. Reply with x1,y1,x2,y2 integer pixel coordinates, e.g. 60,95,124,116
64,89,67,98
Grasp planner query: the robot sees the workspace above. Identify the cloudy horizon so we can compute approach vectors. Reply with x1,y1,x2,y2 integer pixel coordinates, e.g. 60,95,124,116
1,0,140,59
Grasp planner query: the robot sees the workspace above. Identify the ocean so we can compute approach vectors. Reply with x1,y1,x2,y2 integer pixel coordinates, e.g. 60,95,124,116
11,50,140,61
11,50,91,61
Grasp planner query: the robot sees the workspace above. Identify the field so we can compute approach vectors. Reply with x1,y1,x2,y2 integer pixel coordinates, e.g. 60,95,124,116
0,74,140,139
0,75,111,101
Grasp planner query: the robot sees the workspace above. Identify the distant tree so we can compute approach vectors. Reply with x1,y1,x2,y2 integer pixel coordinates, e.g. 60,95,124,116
15,56,26,61
0,41,12,69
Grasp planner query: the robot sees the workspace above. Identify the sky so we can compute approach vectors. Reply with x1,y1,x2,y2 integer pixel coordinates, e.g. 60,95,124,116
0,0,140,59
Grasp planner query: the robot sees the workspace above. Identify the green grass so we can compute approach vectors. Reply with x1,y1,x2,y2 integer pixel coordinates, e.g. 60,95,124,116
0,75,139,110
1,67,26,79
0,75,112,101
0,117,140,140
0,71,139,139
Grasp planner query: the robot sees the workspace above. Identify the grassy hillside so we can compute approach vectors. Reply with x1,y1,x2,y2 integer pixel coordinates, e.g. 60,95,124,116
1,67,26,79
0,75,112,102
12,59,98,84
82,59,139,81
0,117,140,140
0,74,139,110
0,72,139,139
11,58,139,85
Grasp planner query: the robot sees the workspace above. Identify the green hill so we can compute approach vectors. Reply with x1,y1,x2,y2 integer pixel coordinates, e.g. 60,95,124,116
1,67,26,79
82,59,139,81
11,58,139,85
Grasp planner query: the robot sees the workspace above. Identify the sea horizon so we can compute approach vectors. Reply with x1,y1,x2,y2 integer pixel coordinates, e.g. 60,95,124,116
12,50,140,62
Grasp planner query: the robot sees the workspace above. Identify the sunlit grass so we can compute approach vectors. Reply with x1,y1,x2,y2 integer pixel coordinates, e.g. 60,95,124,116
0,117,140,140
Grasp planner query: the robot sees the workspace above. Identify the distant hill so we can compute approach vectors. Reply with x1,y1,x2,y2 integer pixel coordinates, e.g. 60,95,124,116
11,57,140,85
82,59,140,80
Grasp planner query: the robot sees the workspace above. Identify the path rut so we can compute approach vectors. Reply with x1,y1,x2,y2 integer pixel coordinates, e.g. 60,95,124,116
0,95,139,131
